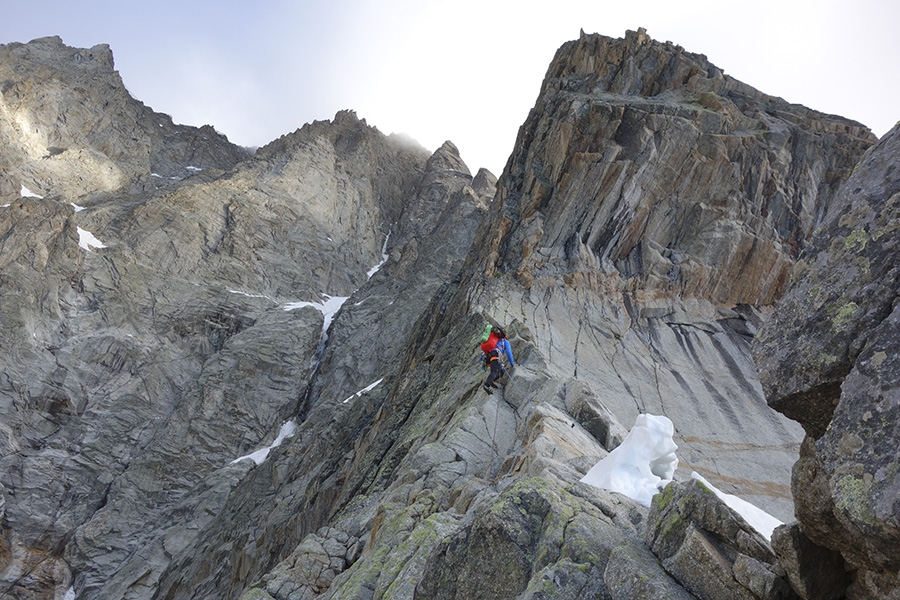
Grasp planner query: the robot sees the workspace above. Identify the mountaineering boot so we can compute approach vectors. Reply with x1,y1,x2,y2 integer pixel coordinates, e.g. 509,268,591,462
483,384,493,395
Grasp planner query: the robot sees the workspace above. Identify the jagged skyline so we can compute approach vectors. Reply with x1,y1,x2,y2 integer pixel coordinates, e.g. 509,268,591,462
2,0,897,189
2,24,893,599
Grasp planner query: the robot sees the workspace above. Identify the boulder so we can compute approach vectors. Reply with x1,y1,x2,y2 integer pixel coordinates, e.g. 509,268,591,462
646,479,796,600
770,522,850,600
604,540,697,600
416,478,632,600
753,123,900,593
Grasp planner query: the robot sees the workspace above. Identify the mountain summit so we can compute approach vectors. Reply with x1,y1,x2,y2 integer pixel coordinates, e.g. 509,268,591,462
1,30,895,600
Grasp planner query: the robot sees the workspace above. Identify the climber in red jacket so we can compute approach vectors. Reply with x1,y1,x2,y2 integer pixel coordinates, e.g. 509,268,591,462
480,324,514,394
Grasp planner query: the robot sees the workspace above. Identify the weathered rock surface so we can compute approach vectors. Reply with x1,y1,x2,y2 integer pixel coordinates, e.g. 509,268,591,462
0,36,250,203
464,27,874,519
0,29,884,600
770,522,851,600
416,478,638,599
485,28,874,305
646,479,796,600
0,36,493,600
753,122,900,598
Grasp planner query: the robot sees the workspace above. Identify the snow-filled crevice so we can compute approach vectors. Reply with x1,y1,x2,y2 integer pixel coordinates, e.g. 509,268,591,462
283,294,350,348
342,379,384,404
231,420,298,466
366,232,390,279
233,232,391,468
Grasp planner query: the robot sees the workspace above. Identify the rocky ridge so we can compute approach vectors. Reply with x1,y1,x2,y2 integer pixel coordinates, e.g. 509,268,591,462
0,30,889,600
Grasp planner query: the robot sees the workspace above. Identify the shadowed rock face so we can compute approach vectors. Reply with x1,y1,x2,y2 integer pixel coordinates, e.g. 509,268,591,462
0,30,882,600
753,123,900,598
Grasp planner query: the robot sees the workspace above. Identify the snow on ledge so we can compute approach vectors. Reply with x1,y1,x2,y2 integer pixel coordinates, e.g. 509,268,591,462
230,289,273,300
77,227,107,251
20,185,43,198
343,378,384,403
578,414,783,541
691,472,783,540
231,420,297,466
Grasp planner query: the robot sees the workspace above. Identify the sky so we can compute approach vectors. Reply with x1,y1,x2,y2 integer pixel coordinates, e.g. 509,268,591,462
2,0,898,175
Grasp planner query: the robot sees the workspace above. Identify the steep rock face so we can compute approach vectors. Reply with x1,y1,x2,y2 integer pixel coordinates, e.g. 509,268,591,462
222,29,874,600
0,37,496,600
462,28,874,518
0,30,883,600
152,295,500,599
486,28,874,303
0,36,250,202
753,123,900,598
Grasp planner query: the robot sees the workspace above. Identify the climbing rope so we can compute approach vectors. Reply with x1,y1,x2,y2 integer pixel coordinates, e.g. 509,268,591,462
480,369,535,486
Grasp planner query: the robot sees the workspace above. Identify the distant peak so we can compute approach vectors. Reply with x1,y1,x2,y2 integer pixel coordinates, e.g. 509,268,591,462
5,36,115,71
426,141,470,176
334,109,364,126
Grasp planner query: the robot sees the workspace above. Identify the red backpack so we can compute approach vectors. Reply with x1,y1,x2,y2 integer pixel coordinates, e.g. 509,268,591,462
480,330,501,355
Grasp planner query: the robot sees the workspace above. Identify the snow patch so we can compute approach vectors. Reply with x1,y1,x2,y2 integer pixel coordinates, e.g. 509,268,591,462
71,202,85,212
186,166,202,172
63,588,76,600
580,414,678,508
1,204,9,208
77,227,107,251
343,378,384,403
231,420,297,466
367,233,390,279
284,294,349,338
579,414,783,540
691,472,783,540
20,185,42,198
230,290,272,300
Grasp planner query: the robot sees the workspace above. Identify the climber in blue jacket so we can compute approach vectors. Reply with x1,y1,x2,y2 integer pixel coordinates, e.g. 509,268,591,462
496,335,515,368
480,325,515,394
